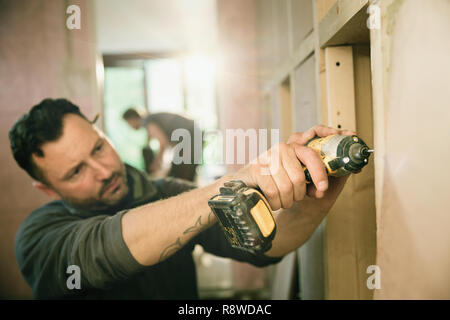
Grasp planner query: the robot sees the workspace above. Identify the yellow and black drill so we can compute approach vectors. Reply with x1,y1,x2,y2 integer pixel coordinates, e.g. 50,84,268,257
208,134,373,254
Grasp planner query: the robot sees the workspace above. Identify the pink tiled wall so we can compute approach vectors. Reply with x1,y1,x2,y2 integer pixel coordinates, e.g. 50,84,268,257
0,0,98,298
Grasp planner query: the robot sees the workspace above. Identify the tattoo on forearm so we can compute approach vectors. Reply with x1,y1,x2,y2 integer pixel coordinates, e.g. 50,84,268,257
183,216,203,234
207,210,214,225
159,237,182,262
159,213,214,262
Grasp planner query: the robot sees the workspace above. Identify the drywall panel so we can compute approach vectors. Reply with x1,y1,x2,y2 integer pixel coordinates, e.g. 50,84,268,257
372,0,450,299
290,0,314,51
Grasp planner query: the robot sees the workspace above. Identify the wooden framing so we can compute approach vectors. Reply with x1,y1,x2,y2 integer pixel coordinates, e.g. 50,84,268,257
257,0,450,301
324,46,356,131
256,0,377,299
318,0,370,47
318,1,376,300
322,45,376,299
317,0,338,22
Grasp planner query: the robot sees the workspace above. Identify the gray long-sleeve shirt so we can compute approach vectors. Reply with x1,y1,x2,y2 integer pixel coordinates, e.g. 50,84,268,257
15,165,281,299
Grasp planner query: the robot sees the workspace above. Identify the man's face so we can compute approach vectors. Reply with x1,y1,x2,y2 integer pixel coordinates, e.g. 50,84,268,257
32,114,129,211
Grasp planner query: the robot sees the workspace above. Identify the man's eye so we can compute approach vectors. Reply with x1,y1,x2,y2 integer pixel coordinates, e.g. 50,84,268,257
95,143,104,152
72,167,81,177
69,165,85,179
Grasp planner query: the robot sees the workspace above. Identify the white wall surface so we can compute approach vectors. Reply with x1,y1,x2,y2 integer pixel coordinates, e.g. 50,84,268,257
374,0,450,299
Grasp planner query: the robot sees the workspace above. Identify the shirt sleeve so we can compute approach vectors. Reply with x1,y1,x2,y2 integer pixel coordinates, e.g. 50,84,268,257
15,203,145,299
153,176,197,198
154,177,283,267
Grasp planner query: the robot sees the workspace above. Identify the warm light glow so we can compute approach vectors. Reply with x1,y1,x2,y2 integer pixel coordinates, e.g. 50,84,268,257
184,53,217,87
183,53,218,130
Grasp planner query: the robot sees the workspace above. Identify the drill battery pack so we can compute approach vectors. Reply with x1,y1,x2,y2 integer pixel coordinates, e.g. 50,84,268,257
208,180,276,254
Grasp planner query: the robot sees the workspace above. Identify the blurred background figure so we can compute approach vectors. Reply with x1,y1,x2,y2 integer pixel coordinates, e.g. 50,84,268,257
123,107,200,182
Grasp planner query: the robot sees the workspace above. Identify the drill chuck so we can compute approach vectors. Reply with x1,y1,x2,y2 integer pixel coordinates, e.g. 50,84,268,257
304,134,373,182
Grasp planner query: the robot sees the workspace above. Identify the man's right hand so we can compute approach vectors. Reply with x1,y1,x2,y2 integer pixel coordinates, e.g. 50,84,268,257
231,125,355,211
228,125,356,258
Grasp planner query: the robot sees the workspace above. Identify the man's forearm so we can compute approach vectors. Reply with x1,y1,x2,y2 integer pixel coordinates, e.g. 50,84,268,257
122,125,351,266
121,176,228,266
264,176,348,258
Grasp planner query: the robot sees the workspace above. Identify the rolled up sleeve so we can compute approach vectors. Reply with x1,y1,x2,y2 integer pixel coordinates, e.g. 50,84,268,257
15,208,145,299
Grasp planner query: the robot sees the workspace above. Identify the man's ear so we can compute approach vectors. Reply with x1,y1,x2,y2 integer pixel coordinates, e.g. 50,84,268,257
32,181,61,200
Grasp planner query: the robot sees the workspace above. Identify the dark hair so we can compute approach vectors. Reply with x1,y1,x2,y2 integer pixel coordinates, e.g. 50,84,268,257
122,108,141,120
9,98,88,182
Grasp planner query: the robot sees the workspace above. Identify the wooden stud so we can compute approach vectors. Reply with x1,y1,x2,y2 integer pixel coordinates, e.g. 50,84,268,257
324,46,356,131
321,45,376,299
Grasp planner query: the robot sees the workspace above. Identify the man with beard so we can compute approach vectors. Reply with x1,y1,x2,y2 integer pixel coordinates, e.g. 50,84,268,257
9,98,353,299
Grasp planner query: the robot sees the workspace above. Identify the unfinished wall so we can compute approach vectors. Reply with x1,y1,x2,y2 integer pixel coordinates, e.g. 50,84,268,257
321,45,376,299
371,0,450,299
256,0,377,299
252,0,450,299
0,0,99,298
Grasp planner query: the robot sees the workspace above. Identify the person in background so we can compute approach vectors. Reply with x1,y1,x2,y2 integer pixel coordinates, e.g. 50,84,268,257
123,108,200,182
122,108,155,177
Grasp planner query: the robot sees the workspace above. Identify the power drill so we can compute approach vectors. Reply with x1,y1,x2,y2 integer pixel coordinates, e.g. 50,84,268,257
208,134,373,254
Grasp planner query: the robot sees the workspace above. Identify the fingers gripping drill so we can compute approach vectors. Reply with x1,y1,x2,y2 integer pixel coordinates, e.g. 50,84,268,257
208,134,373,254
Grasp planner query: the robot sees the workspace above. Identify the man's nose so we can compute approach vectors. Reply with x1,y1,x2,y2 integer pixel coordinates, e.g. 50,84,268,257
90,160,113,180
